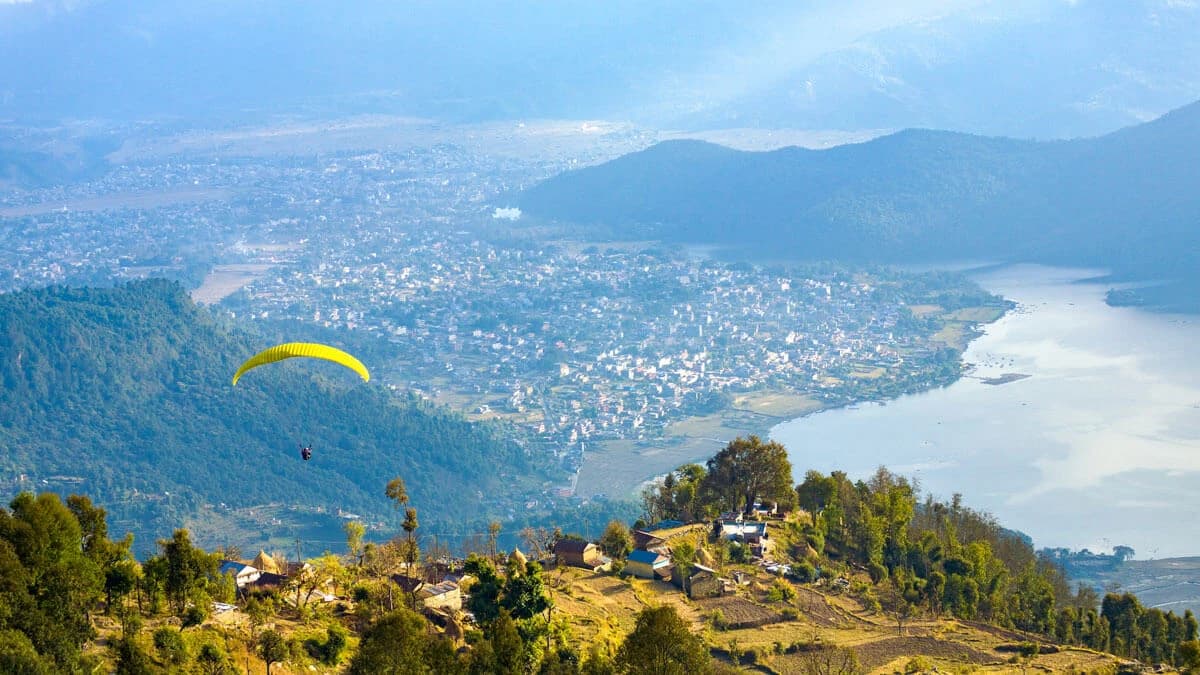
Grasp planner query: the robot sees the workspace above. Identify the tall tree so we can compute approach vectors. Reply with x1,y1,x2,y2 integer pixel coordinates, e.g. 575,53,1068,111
598,521,633,560
615,605,710,675
700,435,795,514
156,529,216,616
348,609,436,675
385,478,409,512
488,521,503,563
344,520,366,572
258,629,287,675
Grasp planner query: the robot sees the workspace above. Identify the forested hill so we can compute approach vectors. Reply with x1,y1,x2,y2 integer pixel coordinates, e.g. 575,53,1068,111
520,99,1200,291
0,280,542,548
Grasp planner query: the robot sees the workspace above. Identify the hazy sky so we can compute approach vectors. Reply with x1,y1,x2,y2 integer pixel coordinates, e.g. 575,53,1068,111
1,0,1197,136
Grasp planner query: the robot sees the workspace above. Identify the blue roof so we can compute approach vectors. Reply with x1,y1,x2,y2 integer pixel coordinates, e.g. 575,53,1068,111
219,560,249,575
627,549,666,565
645,519,686,531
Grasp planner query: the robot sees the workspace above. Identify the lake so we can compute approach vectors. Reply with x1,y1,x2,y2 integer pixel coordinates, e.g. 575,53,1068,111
771,264,1200,558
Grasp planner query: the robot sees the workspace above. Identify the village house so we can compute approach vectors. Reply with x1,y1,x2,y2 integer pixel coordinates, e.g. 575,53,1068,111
624,549,671,580
552,539,609,571
218,560,261,588
716,519,772,558
416,581,462,611
670,563,725,599
632,530,670,556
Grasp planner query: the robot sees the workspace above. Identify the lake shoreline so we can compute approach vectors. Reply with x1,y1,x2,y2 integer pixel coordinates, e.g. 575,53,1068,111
770,263,1200,558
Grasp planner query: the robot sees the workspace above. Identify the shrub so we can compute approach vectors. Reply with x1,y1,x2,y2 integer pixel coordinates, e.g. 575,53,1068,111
905,655,933,673
805,531,825,555
304,624,349,665
181,605,207,630
868,561,888,584
196,642,228,673
794,561,817,583
152,627,188,665
708,609,728,630
728,542,749,564
767,580,797,603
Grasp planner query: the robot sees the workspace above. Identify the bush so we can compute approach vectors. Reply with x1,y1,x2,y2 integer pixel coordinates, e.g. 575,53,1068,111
181,605,207,630
905,655,933,673
152,627,188,665
766,580,797,603
196,642,229,673
805,531,825,555
793,561,817,583
708,609,728,630
728,542,749,564
304,625,349,665
868,561,888,584
781,607,799,620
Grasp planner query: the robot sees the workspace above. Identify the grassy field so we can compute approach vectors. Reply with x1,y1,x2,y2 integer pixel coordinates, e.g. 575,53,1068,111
549,552,1130,675
101,516,1137,675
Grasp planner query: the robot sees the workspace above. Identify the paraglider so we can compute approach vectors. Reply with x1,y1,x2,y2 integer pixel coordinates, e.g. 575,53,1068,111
232,342,370,464
231,342,370,386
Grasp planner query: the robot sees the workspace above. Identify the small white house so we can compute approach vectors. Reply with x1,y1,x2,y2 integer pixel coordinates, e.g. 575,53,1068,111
218,560,261,588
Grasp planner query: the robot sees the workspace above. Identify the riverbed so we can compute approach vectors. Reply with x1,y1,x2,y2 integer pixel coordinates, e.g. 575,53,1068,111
771,264,1200,558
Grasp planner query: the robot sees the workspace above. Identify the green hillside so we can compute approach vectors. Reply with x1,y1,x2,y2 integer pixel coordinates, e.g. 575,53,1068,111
0,280,548,551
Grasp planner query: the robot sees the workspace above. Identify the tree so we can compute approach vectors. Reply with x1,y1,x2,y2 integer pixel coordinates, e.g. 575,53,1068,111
385,477,409,512
1,492,104,668
796,470,837,515
195,642,229,675
598,521,633,560
615,605,710,675
520,526,562,560
700,436,795,514
795,645,862,675
157,529,216,616
488,521,503,563
152,627,188,666
344,520,367,572
0,630,52,675
464,554,504,625
502,561,552,621
486,611,525,675
402,507,421,604
348,609,434,674
258,629,287,675
113,633,155,675
105,559,140,613
672,540,697,580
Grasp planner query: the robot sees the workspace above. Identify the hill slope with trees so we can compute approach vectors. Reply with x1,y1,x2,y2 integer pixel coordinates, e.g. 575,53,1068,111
520,100,1200,311
2,437,1198,673
0,280,546,550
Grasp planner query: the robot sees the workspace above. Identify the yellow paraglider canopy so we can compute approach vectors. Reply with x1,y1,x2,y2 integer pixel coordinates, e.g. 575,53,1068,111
231,342,370,386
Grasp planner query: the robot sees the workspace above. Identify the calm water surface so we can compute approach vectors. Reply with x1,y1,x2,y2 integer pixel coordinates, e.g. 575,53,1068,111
771,265,1200,557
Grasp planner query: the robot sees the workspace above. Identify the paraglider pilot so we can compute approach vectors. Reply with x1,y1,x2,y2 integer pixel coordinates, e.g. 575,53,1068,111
300,445,313,461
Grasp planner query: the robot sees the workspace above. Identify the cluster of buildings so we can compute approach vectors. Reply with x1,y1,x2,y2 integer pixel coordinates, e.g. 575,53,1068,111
234,226,969,470
2,135,995,496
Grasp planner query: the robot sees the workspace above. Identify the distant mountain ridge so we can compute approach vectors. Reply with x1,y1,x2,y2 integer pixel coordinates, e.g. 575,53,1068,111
0,280,543,549
520,99,1200,293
